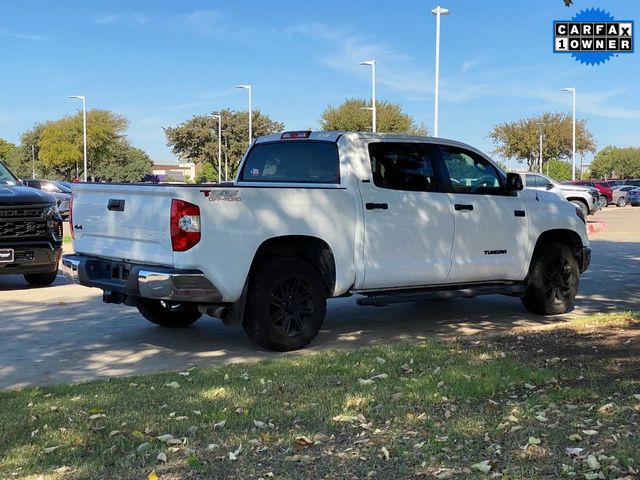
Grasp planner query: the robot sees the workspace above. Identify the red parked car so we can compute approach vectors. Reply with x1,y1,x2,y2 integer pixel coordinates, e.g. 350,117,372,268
562,180,613,207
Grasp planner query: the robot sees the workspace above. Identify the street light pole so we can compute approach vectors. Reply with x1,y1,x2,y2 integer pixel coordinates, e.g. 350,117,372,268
360,60,377,133
67,95,87,181
31,145,36,179
234,84,252,146
431,6,449,137
537,122,544,174
561,87,576,180
209,114,222,183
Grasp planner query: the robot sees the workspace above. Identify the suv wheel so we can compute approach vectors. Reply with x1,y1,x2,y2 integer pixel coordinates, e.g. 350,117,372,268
598,196,608,208
521,242,579,315
570,199,588,216
137,299,202,327
616,197,627,207
243,257,327,351
24,268,59,286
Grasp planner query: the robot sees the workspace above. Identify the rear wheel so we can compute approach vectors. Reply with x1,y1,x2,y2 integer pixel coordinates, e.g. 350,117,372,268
599,196,608,208
243,257,327,351
24,268,58,286
521,242,579,315
616,196,627,207
137,299,202,328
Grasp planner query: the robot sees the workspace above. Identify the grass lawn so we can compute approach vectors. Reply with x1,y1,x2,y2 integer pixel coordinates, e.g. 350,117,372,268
1,312,638,480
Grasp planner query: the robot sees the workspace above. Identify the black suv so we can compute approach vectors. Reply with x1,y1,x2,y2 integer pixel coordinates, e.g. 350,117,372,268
0,161,63,286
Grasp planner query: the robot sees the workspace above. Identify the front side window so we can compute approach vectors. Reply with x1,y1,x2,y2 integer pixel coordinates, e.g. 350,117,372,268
438,146,503,194
0,163,18,186
368,142,438,192
240,141,339,183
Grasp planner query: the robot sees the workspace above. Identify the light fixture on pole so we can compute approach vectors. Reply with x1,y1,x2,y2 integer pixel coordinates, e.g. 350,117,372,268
234,84,252,146
560,87,576,180
67,95,87,181
360,60,377,133
208,114,222,183
431,5,449,137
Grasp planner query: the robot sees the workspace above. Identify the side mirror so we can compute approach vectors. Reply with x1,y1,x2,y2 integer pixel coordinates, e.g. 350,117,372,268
506,172,523,192
546,182,554,190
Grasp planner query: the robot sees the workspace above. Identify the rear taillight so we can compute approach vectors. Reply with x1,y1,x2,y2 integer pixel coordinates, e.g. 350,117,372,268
69,193,74,239
170,199,201,252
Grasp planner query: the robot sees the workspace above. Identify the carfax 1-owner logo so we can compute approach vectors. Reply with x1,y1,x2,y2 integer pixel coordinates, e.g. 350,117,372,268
554,8,634,65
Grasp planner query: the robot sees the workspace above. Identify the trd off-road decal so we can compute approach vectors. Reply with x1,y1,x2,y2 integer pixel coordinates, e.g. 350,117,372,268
200,189,242,202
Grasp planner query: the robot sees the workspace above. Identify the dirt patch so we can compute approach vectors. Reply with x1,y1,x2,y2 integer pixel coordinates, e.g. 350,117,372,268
471,318,640,385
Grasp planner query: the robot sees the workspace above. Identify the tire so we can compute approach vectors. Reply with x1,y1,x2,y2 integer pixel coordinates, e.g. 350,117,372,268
570,199,588,216
24,268,58,286
599,196,608,208
521,242,579,315
136,299,202,328
243,257,327,351
616,197,627,207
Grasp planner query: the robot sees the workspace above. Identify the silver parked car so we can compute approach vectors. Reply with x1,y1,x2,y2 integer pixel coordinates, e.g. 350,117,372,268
611,185,636,207
23,179,71,218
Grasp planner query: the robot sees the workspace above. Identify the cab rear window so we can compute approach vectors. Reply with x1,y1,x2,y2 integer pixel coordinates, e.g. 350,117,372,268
239,141,340,184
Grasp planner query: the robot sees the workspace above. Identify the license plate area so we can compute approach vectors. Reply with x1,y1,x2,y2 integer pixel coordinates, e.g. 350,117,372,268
0,248,14,264
111,262,131,281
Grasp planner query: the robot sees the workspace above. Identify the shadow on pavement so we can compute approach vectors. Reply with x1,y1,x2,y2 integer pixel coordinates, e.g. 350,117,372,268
0,238,637,390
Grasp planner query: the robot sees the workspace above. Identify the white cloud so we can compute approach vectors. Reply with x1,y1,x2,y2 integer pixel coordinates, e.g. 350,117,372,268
0,28,48,42
94,13,149,26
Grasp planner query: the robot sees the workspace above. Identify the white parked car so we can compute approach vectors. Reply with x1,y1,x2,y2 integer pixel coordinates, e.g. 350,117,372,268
62,132,591,350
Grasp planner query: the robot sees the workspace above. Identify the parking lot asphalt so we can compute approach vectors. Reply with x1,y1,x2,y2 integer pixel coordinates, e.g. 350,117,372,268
1,207,638,390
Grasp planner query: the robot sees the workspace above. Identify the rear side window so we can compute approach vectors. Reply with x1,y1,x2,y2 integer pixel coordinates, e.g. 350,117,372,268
368,142,438,192
240,141,339,183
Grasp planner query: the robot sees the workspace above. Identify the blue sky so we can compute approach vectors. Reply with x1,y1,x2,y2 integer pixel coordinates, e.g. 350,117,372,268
0,0,638,165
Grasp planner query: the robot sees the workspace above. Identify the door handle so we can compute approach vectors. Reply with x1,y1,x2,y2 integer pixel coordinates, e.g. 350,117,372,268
454,204,473,211
107,199,125,212
366,202,389,210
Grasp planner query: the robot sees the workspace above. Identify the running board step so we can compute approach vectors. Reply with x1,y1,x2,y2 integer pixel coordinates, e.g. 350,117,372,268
356,284,526,307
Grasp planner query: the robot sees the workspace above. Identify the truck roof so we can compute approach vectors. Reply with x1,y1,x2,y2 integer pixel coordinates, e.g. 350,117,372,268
254,131,494,162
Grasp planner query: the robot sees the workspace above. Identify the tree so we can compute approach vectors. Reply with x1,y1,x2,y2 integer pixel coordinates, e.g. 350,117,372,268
545,159,572,181
39,109,128,180
195,163,216,183
92,141,153,182
3,124,47,179
164,109,284,180
590,146,640,179
0,138,15,161
489,112,596,170
319,98,427,135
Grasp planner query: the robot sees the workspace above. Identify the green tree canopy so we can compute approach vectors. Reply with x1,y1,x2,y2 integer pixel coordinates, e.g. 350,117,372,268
319,98,427,135
8,111,151,182
93,140,154,182
38,109,128,180
590,146,640,179
545,159,573,181
0,138,16,161
164,109,284,181
489,112,596,170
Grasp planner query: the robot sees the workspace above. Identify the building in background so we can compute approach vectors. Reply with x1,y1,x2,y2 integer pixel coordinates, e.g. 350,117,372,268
152,162,198,182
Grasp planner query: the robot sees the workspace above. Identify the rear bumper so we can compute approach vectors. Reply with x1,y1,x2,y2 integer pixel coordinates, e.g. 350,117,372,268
61,254,222,303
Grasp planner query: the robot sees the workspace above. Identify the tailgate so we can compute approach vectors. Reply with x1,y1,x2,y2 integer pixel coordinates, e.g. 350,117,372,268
71,184,175,266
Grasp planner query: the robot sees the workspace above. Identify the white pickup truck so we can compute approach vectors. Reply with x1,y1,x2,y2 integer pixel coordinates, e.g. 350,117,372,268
62,131,591,351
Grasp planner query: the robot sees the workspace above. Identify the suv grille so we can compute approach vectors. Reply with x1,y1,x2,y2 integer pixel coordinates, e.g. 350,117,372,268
0,205,50,239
